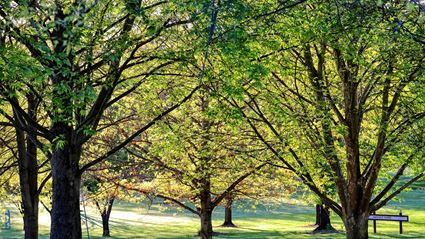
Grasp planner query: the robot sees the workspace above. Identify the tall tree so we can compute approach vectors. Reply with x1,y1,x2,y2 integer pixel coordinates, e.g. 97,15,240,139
14,94,40,239
0,43,51,238
223,1,425,239
0,1,202,237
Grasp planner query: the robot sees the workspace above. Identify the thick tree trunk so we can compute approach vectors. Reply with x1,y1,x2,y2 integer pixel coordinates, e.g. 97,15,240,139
313,204,335,233
344,214,369,239
221,196,236,227
199,197,214,239
50,140,82,239
101,198,115,237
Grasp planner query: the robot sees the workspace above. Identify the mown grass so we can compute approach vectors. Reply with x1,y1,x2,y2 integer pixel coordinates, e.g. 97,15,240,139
0,187,424,238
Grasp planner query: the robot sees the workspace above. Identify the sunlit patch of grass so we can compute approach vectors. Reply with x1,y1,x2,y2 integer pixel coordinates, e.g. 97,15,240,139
1,189,425,238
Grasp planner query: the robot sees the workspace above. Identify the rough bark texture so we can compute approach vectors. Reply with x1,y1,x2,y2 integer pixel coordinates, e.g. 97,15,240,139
50,136,82,239
344,214,369,239
199,190,214,239
221,196,236,227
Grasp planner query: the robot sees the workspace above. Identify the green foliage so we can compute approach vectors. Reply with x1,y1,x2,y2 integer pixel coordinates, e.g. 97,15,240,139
0,1,424,237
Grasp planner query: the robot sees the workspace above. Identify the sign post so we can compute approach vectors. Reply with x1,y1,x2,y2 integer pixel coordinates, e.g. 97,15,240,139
368,211,408,234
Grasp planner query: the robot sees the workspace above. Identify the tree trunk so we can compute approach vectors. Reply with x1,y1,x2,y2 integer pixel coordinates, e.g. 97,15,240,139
101,198,115,237
313,204,335,233
101,214,110,237
50,139,82,239
315,204,320,225
15,94,39,239
199,207,213,239
344,214,369,239
22,210,38,239
199,189,214,239
21,136,39,239
17,126,39,239
221,196,236,227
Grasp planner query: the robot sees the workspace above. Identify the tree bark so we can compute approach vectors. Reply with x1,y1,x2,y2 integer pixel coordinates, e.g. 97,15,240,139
22,134,39,239
16,127,39,239
15,94,39,239
221,195,236,227
101,214,110,237
344,213,369,239
50,137,82,239
199,206,213,239
199,188,214,239
101,198,115,237
313,204,335,233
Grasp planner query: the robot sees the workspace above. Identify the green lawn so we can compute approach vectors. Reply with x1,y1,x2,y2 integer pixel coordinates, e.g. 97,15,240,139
1,188,425,238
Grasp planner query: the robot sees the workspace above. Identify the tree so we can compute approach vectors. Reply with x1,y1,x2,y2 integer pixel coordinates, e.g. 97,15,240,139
0,41,52,238
223,1,425,238
83,177,119,237
0,1,203,237
114,87,267,239
220,193,236,227
218,164,297,228
83,142,150,237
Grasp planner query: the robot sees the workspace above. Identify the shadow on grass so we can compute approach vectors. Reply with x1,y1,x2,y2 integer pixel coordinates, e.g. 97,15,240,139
0,228,25,239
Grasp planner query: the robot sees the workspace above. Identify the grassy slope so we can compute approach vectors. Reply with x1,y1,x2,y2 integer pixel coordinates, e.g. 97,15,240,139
0,188,424,239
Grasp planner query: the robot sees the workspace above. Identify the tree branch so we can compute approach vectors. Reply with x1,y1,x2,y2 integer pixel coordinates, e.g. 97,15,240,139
78,85,201,174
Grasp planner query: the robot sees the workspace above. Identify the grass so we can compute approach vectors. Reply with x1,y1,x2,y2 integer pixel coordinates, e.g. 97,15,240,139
0,188,424,239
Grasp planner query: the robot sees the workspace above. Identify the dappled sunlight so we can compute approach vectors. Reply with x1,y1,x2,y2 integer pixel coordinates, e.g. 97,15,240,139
38,211,50,227
1,190,425,239
110,209,195,225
